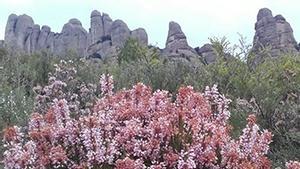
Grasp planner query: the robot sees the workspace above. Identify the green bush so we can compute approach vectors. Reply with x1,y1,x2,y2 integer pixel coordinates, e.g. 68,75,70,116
247,55,300,166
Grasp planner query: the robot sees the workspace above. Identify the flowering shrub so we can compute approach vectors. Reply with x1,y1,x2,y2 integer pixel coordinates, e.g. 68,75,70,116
286,161,300,169
33,60,97,115
2,62,298,168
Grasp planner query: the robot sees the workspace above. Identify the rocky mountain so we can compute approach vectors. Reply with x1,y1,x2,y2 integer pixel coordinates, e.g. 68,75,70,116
251,8,299,65
163,21,198,58
3,10,148,58
5,14,88,56
1,8,299,63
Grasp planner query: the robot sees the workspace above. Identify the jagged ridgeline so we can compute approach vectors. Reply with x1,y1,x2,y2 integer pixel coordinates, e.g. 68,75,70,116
1,8,300,63
3,10,148,58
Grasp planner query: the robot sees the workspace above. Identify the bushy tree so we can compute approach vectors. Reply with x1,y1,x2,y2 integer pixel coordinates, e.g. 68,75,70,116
247,55,300,166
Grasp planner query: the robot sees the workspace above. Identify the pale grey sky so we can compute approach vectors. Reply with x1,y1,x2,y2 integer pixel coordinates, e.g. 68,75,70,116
0,0,299,48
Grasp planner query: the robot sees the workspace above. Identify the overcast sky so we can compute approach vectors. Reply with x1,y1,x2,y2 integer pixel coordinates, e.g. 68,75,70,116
0,0,299,48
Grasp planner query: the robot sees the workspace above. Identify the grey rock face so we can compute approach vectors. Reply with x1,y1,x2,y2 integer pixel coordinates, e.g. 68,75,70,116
87,10,148,58
165,22,188,49
4,14,88,56
3,10,149,58
4,14,18,46
54,18,88,56
87,41,116,59
87,12,150,58
0,40,5,48
131,28,148,45
87,12,148,58
163,21,197,57
110,20,130,48
89,10,113,45
196,44,218,64
257,8,272,21
253,8,298,59
102,13,113,37
37,25,51,50
28,24,40,53
5,14,34,51
90,10,104,44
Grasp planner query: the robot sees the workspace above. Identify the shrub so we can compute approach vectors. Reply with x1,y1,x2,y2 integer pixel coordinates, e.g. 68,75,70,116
0,36,299,168
3,67,279,168
247,55,300,166
286,161,300,169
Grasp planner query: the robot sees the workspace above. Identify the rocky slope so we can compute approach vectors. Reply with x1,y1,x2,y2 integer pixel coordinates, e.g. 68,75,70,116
1,8,299,63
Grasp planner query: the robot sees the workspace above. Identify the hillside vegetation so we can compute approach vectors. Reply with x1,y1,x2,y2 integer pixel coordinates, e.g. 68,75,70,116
0,37,299,168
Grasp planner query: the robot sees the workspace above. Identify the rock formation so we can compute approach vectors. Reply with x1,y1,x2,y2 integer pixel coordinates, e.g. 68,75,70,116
86,10,148,59
4,10,148,58
163,21,197,57
4,14,88,56
195,44,218,64
2,8,299,62
252,8,299,59
5,14,34,52
37,25,52,50
131,28,148,46
89,10,113,45
110,20,131,48
0,40,5,48
54,18,88,56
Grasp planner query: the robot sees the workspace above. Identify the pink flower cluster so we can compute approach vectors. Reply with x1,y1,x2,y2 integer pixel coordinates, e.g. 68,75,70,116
33,60,96,116
3,74,298,168
286,161,300,169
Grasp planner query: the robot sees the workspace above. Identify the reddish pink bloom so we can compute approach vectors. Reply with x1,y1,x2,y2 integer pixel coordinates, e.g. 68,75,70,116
3,126,22,143
115,157,144,169
286,161,300,169
4,73,297,169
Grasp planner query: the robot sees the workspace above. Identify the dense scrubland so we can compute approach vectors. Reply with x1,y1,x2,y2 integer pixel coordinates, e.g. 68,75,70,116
0,37,299,168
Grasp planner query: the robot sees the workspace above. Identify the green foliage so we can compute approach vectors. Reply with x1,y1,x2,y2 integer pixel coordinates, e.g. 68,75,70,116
209,36,233,56
118,38,157,64
0,37,299,167
115,38,183,92
206,57,250,99
0,51,52,128
249,56,299,124
247,55,300,166
0,50,45,164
